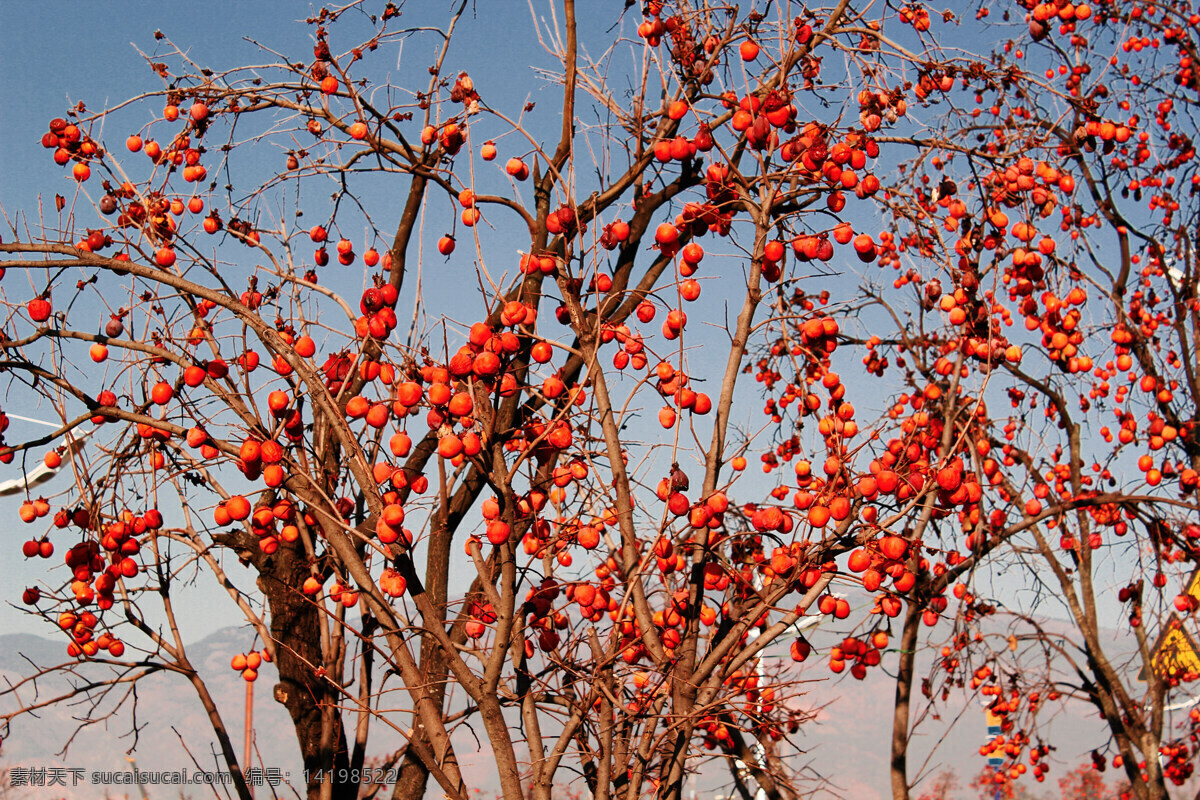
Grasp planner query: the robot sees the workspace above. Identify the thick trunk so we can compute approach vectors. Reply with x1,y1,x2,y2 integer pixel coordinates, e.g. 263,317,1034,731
890,600,922,800
390,518,455,800
259,545,354,800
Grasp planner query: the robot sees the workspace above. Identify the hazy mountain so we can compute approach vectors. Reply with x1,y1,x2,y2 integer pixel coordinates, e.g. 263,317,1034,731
0,627,309,799
1,623,1196,800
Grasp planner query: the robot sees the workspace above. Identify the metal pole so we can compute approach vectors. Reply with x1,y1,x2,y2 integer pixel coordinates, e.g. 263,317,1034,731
244,679,255,798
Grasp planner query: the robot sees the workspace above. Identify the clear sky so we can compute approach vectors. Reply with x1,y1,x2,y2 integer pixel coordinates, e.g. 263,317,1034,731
1,2,295,639
0,0,1094,641
0,0,823,642
0,0,753,626
0,6,1182,800
0,0,1133,644
0,0,552,639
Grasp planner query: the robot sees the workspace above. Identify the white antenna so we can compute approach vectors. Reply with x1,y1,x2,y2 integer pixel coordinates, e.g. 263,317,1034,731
0,424,93,496
1163,256,1187,293
1167,264,1186,293
1165,694,1200,712
5,413,65,429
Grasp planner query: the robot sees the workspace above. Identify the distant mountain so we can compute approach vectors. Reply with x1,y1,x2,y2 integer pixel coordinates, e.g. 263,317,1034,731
1,623,1196,800
0,627,308,799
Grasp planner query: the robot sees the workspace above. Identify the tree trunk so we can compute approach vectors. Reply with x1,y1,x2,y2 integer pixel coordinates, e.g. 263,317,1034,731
258,544,354,800
890,599,922,800
389,519,454,800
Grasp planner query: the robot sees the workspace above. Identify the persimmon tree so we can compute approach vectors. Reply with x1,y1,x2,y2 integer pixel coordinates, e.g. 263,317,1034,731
802,2,1200,800
962,763,1129,799
2,2,1200,800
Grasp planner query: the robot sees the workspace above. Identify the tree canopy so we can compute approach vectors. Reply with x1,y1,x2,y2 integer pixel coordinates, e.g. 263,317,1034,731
2,2,1200,800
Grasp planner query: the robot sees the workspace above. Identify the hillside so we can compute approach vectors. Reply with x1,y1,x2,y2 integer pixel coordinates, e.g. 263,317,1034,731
1,622,1194,800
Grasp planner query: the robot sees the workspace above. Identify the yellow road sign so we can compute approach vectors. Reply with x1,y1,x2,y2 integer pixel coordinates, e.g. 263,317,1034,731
1138,615,1200,682
1186,566,1200,602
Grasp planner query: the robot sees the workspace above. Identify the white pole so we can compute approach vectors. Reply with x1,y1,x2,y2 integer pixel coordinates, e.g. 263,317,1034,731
4,413,65,428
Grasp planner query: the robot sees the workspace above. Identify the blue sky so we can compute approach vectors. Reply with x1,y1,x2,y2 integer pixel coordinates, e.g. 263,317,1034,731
0,0,1135,653
0,1,813,643
0,0,1052,643
0,7,1185,800
0,1,768,642
0,1,539,639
